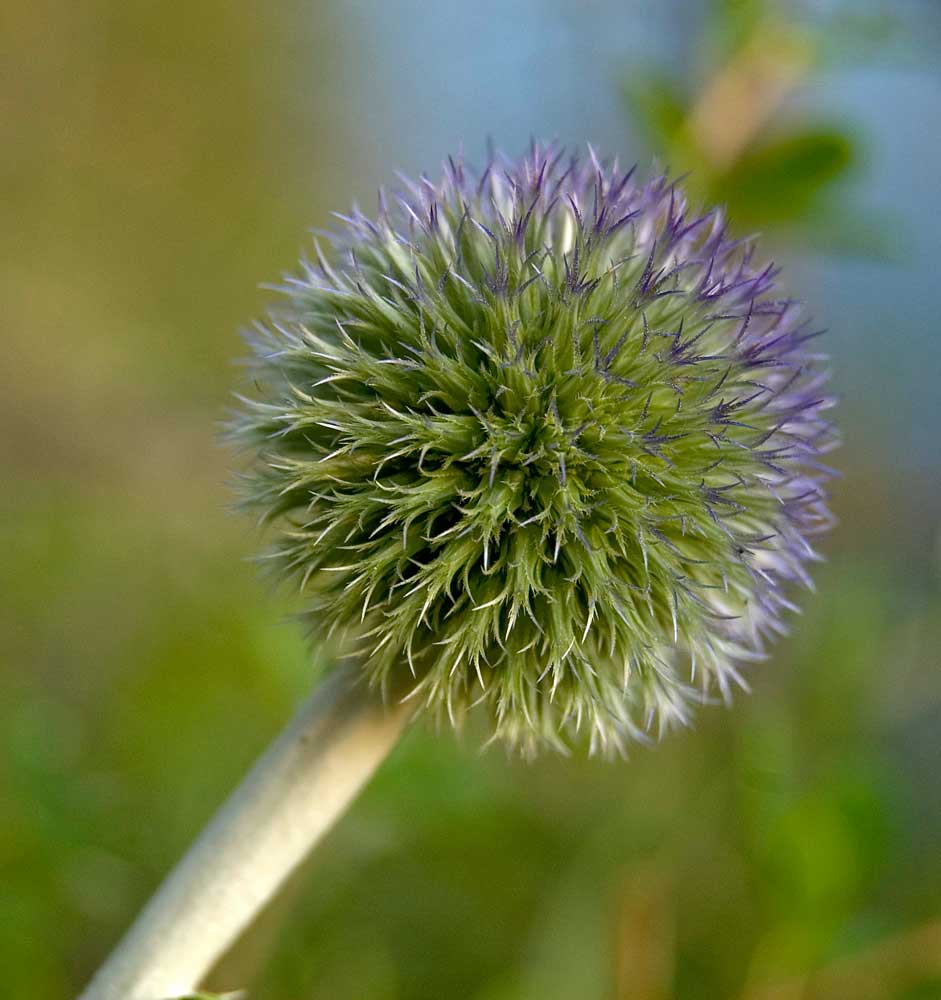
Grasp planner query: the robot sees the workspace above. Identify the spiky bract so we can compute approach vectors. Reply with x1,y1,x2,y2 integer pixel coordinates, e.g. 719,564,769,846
234,145,836,755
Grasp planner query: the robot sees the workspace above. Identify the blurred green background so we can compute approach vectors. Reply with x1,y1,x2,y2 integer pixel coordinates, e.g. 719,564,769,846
3,1,940,997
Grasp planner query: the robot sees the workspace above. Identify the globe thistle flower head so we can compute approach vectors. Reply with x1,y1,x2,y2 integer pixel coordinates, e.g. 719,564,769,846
234,145,837,756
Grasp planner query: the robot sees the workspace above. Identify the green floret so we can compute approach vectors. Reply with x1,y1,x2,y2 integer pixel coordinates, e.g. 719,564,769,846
233,146,836,755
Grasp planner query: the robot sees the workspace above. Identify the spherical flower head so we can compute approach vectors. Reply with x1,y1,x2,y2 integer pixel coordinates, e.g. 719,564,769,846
233,145,837,755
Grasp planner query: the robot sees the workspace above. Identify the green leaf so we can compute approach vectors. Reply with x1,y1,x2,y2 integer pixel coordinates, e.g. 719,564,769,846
620,73,688,148
710,128,857,225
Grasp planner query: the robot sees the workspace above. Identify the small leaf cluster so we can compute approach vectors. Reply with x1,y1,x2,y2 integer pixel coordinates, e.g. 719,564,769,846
233,146,836,754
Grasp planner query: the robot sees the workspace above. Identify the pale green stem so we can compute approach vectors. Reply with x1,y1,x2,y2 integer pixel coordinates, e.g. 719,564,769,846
79,663,412,1000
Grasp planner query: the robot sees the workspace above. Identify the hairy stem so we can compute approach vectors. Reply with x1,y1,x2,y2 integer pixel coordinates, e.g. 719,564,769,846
79,663,412,1000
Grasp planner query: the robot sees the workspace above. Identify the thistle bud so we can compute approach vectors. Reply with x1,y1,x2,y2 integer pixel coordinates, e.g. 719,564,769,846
234,145,836,755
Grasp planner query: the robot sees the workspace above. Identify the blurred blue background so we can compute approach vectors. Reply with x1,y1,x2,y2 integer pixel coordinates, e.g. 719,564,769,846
2,1,940,997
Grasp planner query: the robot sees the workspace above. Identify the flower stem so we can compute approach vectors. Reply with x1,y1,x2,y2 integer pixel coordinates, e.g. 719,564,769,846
79,663,412,1000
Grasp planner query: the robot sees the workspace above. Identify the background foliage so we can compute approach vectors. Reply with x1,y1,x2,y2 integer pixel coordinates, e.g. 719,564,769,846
2,1,940,997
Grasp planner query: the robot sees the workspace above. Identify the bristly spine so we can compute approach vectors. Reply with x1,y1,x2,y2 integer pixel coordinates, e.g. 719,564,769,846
232,143,837,756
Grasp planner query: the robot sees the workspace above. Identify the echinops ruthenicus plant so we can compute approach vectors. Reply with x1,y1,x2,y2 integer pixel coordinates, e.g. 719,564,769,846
81,145,836,999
